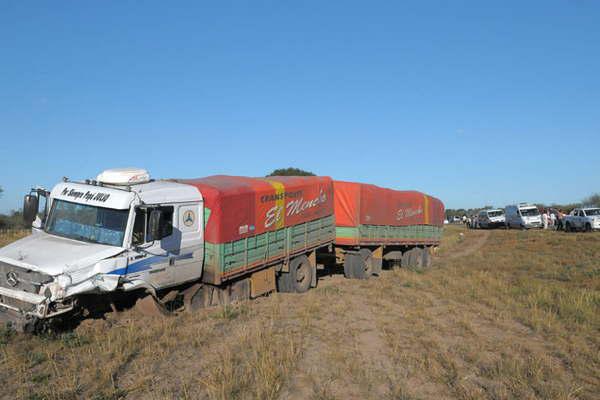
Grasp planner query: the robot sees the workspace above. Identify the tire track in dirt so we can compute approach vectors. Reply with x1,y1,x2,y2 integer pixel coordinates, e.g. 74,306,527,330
280,279,395,400
443,230,490,260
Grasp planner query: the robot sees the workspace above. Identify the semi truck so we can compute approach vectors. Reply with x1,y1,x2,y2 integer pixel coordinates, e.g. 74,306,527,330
0,168,444,332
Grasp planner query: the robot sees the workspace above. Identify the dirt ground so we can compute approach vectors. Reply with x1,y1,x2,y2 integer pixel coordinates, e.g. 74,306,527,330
1,225,599,400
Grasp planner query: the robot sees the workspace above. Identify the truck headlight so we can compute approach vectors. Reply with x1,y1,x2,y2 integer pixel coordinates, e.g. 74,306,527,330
56,274,72,289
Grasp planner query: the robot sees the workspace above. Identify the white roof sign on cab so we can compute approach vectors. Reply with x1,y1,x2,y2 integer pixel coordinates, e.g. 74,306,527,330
51,182,135,209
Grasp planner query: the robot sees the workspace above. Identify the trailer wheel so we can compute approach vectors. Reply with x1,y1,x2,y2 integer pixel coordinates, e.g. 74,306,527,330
400,249,412,268
277,255,312,293
355,249,374,279
343,249,373,279
422,248,432,268
411,248,424,270
402,248,424,270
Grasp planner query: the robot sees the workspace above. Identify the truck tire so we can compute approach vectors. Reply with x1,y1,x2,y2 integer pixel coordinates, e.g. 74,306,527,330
585,223,592,232
277,255,312,293
422,248,432,268
401,248,423,269
355,249,374,279
400,249,413,268
411,248,425,270
343,250,373,279
565,222,571,232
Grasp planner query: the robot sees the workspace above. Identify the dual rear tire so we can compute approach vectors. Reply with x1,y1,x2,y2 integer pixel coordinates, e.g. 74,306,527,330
343,249,375,279
401,247,431,270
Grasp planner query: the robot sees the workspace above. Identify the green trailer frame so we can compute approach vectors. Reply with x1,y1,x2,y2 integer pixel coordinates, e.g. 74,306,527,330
203,215,335,284
335,224,443,246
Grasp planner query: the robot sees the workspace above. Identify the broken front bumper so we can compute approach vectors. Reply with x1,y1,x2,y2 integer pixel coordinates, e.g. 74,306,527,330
0,287,48,332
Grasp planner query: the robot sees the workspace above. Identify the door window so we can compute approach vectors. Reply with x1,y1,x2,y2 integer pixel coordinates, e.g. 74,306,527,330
132,206,174,245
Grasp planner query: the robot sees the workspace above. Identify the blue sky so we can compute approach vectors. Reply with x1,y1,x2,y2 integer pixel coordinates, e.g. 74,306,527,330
1,1,599,213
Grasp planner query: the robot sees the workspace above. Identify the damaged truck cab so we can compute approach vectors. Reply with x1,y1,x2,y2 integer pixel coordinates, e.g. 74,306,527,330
0,168,204,331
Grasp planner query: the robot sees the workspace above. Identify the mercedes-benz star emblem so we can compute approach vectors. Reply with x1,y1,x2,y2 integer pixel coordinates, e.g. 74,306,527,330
6,271,19,287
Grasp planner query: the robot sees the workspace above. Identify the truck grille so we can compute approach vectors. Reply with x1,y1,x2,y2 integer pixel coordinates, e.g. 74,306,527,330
0,261,52,311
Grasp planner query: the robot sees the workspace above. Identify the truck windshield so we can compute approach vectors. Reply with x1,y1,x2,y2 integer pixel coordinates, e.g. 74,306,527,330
520,208,540,217
45,199,129,246
488,211,504,217
585,209,600,216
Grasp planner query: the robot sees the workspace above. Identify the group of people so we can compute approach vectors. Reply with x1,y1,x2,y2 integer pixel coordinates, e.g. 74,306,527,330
461,208,568,230
541,208,566,230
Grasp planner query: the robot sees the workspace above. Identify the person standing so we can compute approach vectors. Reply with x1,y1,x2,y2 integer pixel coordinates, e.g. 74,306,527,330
542,209,549,229
556,209,565,231
550,211,557,229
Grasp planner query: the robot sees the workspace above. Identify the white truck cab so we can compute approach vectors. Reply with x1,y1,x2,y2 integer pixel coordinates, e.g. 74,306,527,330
564,207,600,232
477,209,506,229
0,168,204,331
505,203,542,229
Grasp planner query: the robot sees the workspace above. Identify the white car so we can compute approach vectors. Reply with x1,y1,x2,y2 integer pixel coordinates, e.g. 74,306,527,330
563,208,600,232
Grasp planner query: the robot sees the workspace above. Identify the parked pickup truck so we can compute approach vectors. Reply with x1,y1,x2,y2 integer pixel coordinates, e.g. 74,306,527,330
563,207,600,232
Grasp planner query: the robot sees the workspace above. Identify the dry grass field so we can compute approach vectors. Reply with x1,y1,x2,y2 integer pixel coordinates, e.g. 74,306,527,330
1,225,598,400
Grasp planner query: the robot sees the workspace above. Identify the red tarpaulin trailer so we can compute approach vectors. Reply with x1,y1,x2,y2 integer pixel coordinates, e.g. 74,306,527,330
178,175,334,244
333,181,444,227
333,180,444,246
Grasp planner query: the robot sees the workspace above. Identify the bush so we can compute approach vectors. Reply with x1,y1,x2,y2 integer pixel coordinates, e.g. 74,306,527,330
267,167,315,176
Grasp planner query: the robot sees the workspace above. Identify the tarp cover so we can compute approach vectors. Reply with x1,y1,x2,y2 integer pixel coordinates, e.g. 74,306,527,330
333,181,445,227
178,176,334,243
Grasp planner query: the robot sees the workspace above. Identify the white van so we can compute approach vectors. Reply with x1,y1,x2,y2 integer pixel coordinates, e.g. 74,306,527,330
477,209,506,229
505,203,542,229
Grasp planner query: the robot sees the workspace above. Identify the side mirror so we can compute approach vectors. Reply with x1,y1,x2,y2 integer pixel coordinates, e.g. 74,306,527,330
23,194,39,226
147,209,163,242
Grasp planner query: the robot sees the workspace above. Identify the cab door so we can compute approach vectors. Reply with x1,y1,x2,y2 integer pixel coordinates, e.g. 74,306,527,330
161,202,204,284
128,205,176,288
576,210,585,229
127,202,203,289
